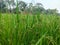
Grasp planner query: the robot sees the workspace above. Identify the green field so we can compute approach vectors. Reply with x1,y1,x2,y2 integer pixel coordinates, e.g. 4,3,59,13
0,14,60,45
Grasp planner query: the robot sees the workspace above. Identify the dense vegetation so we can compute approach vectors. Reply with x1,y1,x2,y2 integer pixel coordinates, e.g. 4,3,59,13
0,0,60,15
0,14,60,45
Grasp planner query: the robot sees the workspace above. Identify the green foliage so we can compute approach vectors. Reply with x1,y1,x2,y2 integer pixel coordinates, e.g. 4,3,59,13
0,14,60,45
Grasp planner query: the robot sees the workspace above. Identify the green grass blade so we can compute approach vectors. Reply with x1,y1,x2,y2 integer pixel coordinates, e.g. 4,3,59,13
35,31,48,45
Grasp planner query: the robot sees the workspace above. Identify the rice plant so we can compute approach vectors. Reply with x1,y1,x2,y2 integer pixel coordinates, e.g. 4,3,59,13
0,14,60,45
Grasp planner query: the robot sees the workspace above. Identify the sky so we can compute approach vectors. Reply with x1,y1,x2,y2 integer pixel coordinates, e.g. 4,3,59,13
20,0,60,13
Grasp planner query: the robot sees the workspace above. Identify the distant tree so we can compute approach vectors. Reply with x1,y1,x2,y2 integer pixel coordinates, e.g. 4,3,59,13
0,0,6,12
45,9,58,15
4,0,15,12
0,0,59,14
30,3,44,15
36,3,43,8
32,6,45,15
25,3,33,14
18,1,27,12
11,1,27,13
25,2,45,15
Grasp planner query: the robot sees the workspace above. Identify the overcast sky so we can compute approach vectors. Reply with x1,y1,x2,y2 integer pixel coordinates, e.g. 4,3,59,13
20,0,60,13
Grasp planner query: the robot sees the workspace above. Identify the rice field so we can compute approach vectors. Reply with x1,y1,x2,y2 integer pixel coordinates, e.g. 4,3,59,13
0,14,60,45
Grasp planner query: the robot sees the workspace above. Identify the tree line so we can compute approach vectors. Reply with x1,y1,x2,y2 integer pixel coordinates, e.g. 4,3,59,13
0,0,59,15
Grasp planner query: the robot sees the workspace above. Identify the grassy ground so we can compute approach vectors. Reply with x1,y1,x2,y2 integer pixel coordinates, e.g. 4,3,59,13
0,14,60,45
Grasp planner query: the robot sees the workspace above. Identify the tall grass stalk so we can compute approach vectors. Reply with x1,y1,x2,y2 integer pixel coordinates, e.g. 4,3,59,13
15,0,20,45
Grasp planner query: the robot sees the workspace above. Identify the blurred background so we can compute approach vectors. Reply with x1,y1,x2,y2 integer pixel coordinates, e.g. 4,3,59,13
0,0,60,15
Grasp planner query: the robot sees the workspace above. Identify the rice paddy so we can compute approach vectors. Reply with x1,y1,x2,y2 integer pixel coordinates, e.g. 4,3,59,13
0,14,60,45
